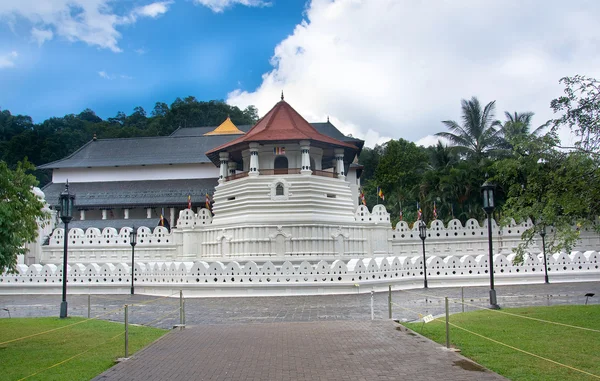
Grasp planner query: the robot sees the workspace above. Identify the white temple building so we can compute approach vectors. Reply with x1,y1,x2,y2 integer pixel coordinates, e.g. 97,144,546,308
3,97,598,297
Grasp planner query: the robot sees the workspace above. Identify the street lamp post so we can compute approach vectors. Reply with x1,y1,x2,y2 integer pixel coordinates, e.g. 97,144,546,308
59,182,75,318
130,226,137,295
481,180,500,309
418,220,428,288
540,224,549,284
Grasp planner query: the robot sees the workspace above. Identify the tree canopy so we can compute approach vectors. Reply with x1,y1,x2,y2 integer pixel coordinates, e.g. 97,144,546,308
0,98,259,187
0,159,49,272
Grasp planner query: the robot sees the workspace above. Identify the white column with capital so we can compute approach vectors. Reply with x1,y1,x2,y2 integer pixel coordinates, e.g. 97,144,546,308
335,148,345,180
219,152,229,183
249,142,260,177
124,209,129,219
300,140,311,175
80,210,86,221
146,208,152,219
102,210,107,220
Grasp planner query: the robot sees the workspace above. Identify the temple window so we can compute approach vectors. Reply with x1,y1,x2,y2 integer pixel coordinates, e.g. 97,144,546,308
276,183,284,196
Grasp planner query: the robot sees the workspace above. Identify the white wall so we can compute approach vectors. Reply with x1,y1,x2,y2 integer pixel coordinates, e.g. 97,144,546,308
52,163,219,183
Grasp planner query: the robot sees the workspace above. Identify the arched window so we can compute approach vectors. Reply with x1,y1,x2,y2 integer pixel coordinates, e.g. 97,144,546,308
276,183,284,196
274,156,288,175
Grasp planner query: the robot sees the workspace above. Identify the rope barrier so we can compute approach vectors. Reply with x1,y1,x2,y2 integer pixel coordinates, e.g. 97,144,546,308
16,331,125,381
449,299,600,333
391,299,600,379
396,289,448,300
446,320,600,379
0,305,124,346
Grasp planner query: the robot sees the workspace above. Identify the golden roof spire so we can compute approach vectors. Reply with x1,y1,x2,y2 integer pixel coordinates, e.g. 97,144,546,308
204,116,245,136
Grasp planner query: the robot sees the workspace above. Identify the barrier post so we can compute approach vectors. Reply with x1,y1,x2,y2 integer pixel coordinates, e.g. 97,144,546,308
461,287,465,313
124,305,129,358
370,290,374,320
445,297,450,349
388,285,392,319
88,294,91,318
180,290,184,328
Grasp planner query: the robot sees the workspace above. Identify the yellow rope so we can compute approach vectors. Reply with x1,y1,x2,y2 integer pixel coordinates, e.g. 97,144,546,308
0,305,124,346
17,331,125,381
450,299,600,333
447,320,600,379
391,301,600,379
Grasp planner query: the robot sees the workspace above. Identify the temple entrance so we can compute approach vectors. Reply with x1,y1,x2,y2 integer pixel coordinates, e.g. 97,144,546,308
274,156,288,175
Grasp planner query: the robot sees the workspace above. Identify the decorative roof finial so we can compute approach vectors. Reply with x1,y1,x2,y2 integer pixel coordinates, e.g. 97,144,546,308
93,133,97,141
327,116,329,123
281,91,284,101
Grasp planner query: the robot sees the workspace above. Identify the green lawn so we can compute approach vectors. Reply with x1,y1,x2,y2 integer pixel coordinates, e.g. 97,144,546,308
0,317,167,381
403,305,600,381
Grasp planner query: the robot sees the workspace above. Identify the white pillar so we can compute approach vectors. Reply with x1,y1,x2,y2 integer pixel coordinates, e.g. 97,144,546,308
170,207,175,226
146,208,152,219
249,142,260,177
101,210,107,220
228,161,237,176
219,152,229,183
300,140,311,175
124,209,130,219
80,210,86,221
335,148,345,180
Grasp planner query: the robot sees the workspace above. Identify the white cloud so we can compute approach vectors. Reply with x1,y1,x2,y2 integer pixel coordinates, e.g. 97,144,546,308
227,0,600,147
31,27,53,46
98,70,132,80
193,0,271,13
0,51,18,69
132,1,172,18
134,48,147,55
0,1,173,52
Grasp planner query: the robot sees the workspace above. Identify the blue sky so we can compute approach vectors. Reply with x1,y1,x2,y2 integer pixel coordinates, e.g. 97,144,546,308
1,0,599,147
0,0,306,122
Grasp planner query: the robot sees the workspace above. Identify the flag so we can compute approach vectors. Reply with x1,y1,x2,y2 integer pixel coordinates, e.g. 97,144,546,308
273,147,286,155
187,194,192,209
360,190,366,206
205,193,211,209
433,202,438,220
159,214,164,226
377,187,385,201
417,202,422,220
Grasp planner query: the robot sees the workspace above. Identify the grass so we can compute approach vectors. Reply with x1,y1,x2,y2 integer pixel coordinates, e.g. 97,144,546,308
403,305,600,381
0,317,167,381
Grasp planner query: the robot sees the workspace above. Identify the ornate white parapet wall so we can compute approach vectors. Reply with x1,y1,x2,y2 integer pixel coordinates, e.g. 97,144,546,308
391,218,600,257
2,252,598,296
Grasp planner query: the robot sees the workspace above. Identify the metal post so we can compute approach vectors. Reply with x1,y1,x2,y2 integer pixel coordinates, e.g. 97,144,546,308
541,233,549,284
180,290,184,326
370,290,374,320
60,221,69,318
131,245,135,295
422,239,428,288
87,294,91,318
487,213,499,308
182,298,186,326
388,285,392,319
461,287,464,313
445,297,450,349
124,305,129,358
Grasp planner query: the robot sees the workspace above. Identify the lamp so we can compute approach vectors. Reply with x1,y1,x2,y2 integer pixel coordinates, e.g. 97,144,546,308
481,180,499,309
130,226,137,295
59,182,75,318
418,219,428,288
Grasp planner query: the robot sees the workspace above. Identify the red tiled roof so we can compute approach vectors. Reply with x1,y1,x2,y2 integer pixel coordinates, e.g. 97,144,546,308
206,100,358,155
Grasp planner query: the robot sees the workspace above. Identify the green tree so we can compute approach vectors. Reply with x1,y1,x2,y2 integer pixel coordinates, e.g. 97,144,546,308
0,159,49,272
549,75,600,154
436,97,504,162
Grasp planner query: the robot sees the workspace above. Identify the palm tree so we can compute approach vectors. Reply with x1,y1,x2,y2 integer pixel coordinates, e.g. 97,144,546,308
500,111,544,147
436,97,503,162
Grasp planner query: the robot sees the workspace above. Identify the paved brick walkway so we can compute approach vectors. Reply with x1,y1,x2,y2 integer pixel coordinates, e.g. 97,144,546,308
93,320,506,381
